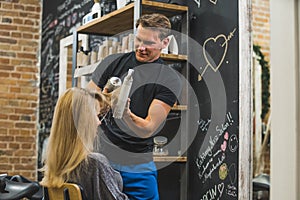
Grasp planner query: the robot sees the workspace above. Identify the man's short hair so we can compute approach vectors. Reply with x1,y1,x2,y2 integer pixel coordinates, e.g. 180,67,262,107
135,13,171,40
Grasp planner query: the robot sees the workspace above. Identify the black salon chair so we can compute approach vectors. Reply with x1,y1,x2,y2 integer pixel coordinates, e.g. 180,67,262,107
253,173,270,200
0,174,41,200
253,173,270,191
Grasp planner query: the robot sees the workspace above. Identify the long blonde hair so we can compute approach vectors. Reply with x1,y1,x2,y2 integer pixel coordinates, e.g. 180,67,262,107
40,87,107,187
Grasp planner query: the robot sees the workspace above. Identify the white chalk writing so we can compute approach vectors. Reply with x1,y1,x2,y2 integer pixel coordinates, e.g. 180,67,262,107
200,183,224,200
226,184,237,197
197,118,211,132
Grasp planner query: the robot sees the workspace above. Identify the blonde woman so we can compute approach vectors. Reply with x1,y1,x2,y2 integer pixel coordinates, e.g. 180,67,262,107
40,87,128,200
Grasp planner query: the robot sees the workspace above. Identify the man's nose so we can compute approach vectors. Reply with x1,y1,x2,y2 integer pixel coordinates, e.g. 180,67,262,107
137,44,146,51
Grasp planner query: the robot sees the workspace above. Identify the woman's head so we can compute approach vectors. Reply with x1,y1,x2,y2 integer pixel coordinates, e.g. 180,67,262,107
53,88,100,152
40,87,109,187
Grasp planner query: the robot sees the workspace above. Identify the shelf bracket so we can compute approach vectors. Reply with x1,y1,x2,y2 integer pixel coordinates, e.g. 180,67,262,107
133,0,142,34
72,30,78,87
59,33,88,95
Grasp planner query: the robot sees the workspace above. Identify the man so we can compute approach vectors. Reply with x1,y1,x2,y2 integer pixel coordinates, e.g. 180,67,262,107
87,13,182,200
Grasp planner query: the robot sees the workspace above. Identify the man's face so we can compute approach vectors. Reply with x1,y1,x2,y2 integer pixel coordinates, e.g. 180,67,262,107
134,25,168,63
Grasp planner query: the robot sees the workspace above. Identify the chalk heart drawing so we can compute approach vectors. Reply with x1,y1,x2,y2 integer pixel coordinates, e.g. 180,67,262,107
221,140,227,152
224,131,229,140
218,182,224,194
203,34,228,72
210,0,218,4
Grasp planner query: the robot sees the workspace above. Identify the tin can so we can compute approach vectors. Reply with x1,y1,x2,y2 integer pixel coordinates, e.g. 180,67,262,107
104,77,122,93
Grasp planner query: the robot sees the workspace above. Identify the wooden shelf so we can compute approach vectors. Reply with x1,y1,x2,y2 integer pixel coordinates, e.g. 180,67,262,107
160,53,187,61
77,1,188,36
77,3,134,35
74,61,101,77
142,0,188,16
153,156,187,163
172,105,187,111
74,54,187,77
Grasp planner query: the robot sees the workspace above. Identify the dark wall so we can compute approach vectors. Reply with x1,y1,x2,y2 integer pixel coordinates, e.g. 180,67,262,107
187,1,239,199
38,0,92,178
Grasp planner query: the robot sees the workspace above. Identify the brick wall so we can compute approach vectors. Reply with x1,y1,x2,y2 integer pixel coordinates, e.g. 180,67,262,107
252,0,271,175
0,0,41,180
252,0,270,61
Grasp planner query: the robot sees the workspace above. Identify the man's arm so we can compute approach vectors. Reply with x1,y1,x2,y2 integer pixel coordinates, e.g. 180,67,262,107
123,99,172,138
88,79,173,138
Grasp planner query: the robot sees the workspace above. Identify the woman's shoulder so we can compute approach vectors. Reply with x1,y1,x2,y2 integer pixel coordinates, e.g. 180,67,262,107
87,152,111,166
87,153,122,183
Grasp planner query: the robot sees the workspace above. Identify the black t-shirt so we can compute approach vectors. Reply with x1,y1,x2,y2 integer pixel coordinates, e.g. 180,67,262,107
92,52,182,164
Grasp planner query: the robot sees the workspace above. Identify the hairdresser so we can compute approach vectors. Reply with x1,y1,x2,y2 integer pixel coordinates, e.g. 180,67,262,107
87,13,182,200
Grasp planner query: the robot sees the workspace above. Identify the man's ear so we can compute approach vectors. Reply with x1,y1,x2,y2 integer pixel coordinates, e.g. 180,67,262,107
161,37,170,49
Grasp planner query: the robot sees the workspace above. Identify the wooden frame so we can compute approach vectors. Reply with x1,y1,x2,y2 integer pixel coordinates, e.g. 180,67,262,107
238,0,252,199
59,34,88,95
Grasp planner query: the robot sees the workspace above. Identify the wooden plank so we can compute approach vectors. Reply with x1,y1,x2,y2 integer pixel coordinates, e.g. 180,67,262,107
238,0,252,199
160,53,187,61
74,61,101,78
142,0,188,12
77,3,134,35
253,55,262,175
153,156,187,162
172,105,187,111
77,2,188,35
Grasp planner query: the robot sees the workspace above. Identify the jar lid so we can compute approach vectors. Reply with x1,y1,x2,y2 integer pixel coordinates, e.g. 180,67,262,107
153,136,168,145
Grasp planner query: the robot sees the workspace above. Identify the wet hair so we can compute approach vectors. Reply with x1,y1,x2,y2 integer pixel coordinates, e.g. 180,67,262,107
135,13,171,40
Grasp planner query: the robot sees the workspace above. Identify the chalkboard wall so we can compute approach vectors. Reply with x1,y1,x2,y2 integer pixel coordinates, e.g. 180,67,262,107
187,0,239,199
39,0,240,199
38,0,92,177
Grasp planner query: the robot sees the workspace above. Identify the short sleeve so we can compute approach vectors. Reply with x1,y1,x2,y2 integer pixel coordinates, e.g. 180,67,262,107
91,53,124,89
155,65,183,107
